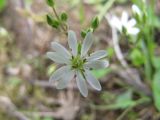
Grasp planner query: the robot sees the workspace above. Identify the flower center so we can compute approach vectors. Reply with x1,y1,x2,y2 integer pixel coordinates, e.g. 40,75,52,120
71,55,86,71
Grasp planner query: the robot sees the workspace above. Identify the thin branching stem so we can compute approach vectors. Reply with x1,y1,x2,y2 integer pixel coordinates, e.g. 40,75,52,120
52,7,68,34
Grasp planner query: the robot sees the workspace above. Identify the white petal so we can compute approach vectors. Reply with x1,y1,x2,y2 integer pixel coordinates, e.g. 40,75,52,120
85,60,109,69
87,50,107,61
51,42,71,59
85,70,101,91
81,32,93,57
121,11,129,26
56,70,75,89
49,66,70,83
76,71,88,97
109,16,118,26
128,27,140,35
111,16,122,31
68,30,78,56
47,52,69,64
127,19,136,28
132,4,141,16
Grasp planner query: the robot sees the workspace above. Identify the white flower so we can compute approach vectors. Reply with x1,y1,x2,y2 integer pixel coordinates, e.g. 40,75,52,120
47,30,109,97
107,11,140,35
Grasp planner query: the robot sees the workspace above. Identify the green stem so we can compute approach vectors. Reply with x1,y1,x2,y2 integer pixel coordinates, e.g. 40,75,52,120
52,7,67,34
52,7,60,21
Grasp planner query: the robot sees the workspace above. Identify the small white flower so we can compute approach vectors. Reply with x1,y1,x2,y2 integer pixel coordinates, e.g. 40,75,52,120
107,11,140,35
47,30,109,97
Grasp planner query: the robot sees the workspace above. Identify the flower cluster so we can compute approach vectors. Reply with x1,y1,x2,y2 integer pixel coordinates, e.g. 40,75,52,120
47,30,109,97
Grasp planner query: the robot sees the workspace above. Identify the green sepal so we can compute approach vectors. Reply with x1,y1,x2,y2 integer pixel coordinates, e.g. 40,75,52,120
60,12,68,21
46,14,60,28
46,14,54,26
46,0,54,7
81,30,87,38
51,20,60,28
91,17,99,30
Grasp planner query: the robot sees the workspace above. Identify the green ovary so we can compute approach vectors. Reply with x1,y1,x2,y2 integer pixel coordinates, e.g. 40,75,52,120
71,55,85,70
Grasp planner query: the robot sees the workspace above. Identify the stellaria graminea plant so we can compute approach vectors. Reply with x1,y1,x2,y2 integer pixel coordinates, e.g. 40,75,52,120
47,30,109,97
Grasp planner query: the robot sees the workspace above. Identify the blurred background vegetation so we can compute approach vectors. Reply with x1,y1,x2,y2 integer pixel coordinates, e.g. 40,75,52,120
0,0,160,120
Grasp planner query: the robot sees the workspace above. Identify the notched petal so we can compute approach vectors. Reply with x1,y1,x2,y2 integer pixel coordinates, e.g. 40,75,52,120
51,42,71,59
49,66,70,83
56,70,75,89
128,27,140,35
127,19,136,28
46,52,69,64
121,11,129,25
85,70,102,91
87,50,107,61
85,60,109,69
76,71,88,97
68,30,78,56
81,32,93,57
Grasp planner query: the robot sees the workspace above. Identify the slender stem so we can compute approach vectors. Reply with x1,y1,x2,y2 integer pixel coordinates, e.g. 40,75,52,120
116,107,132,120
52,7,60,20
98,0,116,21
112,27,128,68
